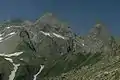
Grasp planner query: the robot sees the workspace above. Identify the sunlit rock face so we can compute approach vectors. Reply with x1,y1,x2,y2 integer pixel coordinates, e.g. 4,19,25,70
73,23,113,54
33,13,74,38
27,13,74,56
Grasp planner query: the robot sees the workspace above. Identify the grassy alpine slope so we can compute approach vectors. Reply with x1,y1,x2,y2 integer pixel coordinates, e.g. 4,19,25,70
44,53,120,80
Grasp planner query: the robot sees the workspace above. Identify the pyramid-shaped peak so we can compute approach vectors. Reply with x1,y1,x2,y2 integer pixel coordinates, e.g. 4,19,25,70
88,22,110,41
40,12,55,19
43,12,53,17
95,23,101,28
39,12,57,20
95,20,105,25
35,12,58,25
93,23,109,34
89,23,102,35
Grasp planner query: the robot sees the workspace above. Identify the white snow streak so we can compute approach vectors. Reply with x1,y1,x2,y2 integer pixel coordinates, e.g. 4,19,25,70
0,34,2,37
8,32,16,36
82,40,85,46
0,52,23,57
0,37,3,41
20,58,24,61
5,58,13,63
4,33,16,41
0,33,5,42
6,26,21,29
9,64,20,80
0,32,16,42
82,43,85,46
6,27,11,29
33,65,44,80
0,33,4,37
53,33,66,39
0,52,22,80
96,24,101,27
5,58,20,80
40,31,67,39
40,31,51,37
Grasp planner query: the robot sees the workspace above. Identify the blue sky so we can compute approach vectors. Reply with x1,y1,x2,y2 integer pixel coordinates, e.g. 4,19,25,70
0,0,120,35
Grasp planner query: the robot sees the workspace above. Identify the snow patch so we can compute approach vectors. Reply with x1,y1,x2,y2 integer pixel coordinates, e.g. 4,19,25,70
40,31,68,39
8,32,16,36
0,33,5,42
0,32,17,42
6,27,11,29
40,31,51,37
0,37,3,41
9,64,20,80
4,33,16,41
53,33,66,39
96,24,101,27
0,52,23,57
0,52,22,80
33,65,44,80
82,40,85,46
5,58,13,63
6,26,21,29
20,58,24,60
82,43,85,46
0,33,4,37
5,58,20,80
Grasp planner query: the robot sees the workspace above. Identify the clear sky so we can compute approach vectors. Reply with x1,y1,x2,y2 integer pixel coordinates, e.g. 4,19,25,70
0,0,120,35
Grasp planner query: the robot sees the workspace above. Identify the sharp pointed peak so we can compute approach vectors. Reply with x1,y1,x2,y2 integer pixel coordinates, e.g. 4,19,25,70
39,12,56,19
88,21,110,38
34,12,57,24
40,12,55,19
94,20,106,27
93,21,108,30
42,12,54,16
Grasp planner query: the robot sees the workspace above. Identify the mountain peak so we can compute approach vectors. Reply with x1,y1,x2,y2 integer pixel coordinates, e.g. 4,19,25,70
41,12,54,18
35,12,57,24
89,23,110,37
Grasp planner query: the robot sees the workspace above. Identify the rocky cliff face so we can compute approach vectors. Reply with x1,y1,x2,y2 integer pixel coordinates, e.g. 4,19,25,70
0,13,119,80
73,23,116,55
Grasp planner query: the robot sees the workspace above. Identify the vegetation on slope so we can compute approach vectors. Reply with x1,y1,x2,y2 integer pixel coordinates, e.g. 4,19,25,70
44,53,120,80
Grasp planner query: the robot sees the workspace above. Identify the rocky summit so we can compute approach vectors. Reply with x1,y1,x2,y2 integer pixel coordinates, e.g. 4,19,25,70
0,13,119,80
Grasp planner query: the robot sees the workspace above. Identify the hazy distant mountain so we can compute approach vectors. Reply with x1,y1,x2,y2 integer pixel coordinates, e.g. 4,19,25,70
0,13,119,80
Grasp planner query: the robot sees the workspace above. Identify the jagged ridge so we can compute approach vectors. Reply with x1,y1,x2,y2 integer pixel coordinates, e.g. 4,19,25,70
0,13,119,80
